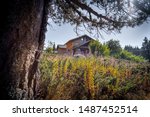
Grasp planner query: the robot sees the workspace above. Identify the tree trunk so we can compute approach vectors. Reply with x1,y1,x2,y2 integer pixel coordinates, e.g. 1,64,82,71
0,0,49,99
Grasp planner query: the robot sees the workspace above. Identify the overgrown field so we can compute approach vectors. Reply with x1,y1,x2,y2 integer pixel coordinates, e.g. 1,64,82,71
39,53,150,100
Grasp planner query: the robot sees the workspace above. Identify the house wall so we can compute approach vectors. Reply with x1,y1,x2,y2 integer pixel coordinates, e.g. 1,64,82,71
73,36,91,49
72,39,82,47
73,45,90,55
57,48,67,54
66,42,73,50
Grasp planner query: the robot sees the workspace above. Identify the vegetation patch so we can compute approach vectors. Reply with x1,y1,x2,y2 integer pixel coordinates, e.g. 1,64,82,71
39,53,150,100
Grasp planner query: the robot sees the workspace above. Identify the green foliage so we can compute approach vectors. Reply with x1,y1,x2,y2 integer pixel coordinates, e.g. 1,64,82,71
119,50,145,62
141,37,150,62
99,44,110,56
123,37,150,62
124,45,141,56
45,41,55,54
89,39,145,63
49,0,150,34
106,39,122,55
39,54,150,100
89,40,101,55
89,40,110,56
45,47,53,53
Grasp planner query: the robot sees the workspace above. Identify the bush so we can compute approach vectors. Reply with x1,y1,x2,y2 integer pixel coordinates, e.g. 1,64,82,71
119,50,145,62
89,40,110,56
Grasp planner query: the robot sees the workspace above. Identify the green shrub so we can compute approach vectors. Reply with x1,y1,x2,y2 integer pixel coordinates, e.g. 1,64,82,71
119,50,145,62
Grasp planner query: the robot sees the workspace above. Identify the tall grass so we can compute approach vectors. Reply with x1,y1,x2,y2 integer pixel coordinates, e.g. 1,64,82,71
39,53,150,100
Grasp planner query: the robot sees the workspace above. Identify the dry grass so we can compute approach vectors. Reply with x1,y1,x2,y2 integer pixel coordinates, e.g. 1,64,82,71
38,53,150,100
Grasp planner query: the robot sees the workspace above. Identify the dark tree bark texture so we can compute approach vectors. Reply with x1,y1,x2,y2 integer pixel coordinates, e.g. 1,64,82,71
0,0,49,99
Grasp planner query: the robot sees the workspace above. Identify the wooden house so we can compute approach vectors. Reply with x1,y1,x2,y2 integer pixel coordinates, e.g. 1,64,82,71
57,35,94,56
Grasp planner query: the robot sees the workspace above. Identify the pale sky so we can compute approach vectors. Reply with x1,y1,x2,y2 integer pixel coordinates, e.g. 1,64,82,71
45,20,150,48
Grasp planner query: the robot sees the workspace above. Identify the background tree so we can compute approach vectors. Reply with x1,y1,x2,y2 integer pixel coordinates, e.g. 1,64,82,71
89,40,101,55
124,45,141,56
89,40,110,56
45,41,55,54
98,44,110,57
49,0,150,34
119,50,144,62
141,37,150,62
0,0,150,99
133,0,150,16
106,39,122,55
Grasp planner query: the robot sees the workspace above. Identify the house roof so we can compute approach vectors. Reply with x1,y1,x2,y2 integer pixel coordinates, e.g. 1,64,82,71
65,34,94,44
72,40,92,49
57,44,66,49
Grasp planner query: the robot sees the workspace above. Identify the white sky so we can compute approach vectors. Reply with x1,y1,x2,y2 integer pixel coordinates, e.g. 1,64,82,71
45,20,150,48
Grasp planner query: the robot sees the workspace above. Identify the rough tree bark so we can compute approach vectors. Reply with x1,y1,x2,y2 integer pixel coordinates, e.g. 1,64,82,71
0,0,49,99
